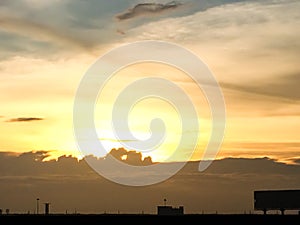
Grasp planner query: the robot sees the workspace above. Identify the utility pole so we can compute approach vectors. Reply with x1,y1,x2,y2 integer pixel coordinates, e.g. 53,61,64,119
36,198,40,214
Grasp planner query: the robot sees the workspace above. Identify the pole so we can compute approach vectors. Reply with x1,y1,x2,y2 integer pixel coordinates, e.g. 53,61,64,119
36,198,39,214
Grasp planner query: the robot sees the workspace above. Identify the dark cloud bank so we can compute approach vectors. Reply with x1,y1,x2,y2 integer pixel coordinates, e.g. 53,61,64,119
0,149,300,214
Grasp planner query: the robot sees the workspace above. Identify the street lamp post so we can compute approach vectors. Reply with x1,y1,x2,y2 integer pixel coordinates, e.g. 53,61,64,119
36,198,40,214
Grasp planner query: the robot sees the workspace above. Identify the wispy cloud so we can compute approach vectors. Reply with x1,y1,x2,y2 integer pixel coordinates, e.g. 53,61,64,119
0,16,92,50
6,117,44,122
116,1,182,20
221,73,300,102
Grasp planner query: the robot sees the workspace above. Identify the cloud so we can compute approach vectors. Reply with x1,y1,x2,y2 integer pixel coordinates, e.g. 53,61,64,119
124,0,300,49
0,0,266,60
120,0,300,117
0,16,92,50
116,1,182,20
219,142,300,164
221,73,300,102
0,148,154,176
109,148,153,166
0,0,128,59
6,117,44,122
292,158,300,165
1,150,299,176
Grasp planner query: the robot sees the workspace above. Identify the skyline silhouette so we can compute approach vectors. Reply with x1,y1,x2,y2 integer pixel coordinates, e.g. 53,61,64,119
0,149,300,214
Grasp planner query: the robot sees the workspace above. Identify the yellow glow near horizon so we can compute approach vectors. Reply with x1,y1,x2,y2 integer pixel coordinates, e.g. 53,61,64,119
94,62,211,162
0,51,299,163
1,0,300,164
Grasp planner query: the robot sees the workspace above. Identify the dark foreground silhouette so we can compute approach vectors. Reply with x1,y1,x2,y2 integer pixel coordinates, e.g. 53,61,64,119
254,190,300,215
1,214,300,224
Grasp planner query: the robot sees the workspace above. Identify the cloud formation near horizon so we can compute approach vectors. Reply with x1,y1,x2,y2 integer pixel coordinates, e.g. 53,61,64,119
6,117,44,122
116,1,182,20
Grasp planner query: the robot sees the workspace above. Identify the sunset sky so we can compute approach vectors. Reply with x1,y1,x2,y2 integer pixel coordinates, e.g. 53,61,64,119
0,0,299,163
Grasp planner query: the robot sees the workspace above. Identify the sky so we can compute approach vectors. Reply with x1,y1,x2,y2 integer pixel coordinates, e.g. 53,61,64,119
0,0,299,164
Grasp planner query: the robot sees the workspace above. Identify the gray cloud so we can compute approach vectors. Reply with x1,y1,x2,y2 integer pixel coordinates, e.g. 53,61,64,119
221,73,300,102
0,1,120,59
0,16,93,50
0,0,255,60
293,158,300,165
116,1,182,20
0,30,58,60
220,142,300,163
109,148,153,166
6,117,44,122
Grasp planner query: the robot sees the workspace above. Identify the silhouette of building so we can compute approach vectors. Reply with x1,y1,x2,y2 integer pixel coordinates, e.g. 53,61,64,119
157,206,184,215
254,189,300,215
157,198,184,215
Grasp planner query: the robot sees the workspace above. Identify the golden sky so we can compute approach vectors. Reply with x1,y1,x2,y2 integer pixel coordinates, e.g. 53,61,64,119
0,0,299,163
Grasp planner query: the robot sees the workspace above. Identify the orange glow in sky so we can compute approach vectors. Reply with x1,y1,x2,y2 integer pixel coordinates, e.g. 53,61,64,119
0,0,299,164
